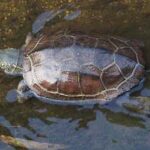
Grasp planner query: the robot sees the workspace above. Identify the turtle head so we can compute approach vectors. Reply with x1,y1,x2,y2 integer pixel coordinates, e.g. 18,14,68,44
0,33,33,76
0,48,23,76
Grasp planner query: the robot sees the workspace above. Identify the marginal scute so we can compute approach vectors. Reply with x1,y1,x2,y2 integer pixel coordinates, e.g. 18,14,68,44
102,64,124,89
118,77,138,94
136,50,145,65
54,35,75,48
110,37,129,48
75,35,97,47
127,39,144,49
96,93,106,100
127,40,145,65
134,65,144,80
24,35,54,55
33,83,59,99
58,71,81,94
131,41,145,66
103,89,118,100
33,83,43,95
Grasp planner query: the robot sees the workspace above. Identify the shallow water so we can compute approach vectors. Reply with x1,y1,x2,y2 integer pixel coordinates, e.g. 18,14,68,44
0,0,150,149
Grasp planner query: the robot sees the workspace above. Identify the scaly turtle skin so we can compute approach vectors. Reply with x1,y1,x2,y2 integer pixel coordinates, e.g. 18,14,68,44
16,33,145,104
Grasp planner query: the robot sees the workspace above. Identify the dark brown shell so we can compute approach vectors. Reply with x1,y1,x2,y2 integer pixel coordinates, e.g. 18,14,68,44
23,34,145,101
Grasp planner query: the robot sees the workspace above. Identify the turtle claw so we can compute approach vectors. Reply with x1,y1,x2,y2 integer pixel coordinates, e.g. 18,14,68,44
17,90,34,103
17,96,26,103
17,92,28,103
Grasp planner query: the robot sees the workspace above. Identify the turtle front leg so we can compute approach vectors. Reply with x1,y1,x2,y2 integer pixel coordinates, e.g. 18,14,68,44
17,80,34,103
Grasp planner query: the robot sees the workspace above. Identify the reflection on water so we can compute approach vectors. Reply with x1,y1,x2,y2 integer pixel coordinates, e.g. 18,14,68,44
0,0,150,149
0,100,149,149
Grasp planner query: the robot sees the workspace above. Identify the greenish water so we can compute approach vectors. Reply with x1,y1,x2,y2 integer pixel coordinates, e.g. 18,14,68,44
0,0,150,149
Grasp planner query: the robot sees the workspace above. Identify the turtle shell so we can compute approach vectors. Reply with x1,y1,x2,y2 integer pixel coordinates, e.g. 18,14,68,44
23,34,145,102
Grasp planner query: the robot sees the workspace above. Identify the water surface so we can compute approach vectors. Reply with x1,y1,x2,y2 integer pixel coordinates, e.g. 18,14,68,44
0,0,150,149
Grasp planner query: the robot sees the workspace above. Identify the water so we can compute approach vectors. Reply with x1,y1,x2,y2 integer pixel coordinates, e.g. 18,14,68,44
0,0,150,149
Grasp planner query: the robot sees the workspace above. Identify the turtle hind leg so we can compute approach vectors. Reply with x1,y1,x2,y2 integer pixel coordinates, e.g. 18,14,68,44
17,80,34,103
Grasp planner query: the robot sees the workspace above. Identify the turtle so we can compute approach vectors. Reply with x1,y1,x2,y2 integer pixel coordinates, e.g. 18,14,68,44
0,33,145,104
